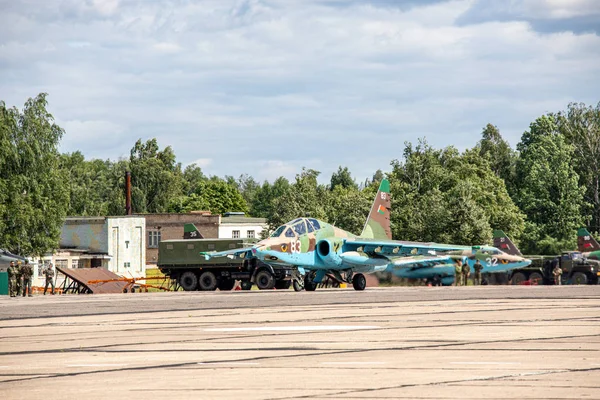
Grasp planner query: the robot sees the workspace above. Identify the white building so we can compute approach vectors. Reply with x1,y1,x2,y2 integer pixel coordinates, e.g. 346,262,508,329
32,216,146,287
218,213,268,239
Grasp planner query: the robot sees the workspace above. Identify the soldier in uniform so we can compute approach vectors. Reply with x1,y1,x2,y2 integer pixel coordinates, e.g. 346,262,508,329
461,259,471,286
473,259,484,285
552,263,562,285
454,260,463,286
7,261,17,297
15,261,23,296
43,262,55,295
21,260,33,297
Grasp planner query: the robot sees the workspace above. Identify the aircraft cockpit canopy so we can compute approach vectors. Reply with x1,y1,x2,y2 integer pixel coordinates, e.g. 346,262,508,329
270,218,322,238
480,247,503,255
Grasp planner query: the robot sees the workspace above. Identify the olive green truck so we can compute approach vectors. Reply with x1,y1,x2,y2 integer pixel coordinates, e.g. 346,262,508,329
157,238,292,291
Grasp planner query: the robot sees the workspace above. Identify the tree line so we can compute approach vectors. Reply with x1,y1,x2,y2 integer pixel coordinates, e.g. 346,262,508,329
1,93,599,256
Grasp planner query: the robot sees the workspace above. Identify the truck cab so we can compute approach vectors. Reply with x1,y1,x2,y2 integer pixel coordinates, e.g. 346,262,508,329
556,251,600,285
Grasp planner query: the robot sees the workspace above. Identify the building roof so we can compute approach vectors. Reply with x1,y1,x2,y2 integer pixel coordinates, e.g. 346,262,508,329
220,216,267,224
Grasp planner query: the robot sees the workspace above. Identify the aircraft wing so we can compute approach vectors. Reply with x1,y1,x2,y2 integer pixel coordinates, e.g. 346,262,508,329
389,255,456,269
344,238,467,257
201,247,255,260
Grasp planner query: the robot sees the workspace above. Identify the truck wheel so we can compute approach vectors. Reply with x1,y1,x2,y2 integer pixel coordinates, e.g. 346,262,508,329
256,270,275,290
240,281,253,290
571,272,588,285
180,271,198,291
198,271,217,291
529,272,543,284
511,272,526,285
275,280,291,290
352,273,367,291
218,279,235,291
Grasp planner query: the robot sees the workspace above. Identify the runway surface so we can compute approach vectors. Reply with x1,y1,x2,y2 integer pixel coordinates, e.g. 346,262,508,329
1,285,599,399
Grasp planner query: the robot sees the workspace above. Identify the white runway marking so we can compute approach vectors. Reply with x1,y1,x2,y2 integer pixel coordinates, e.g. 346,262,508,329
197,362,260,365
450,362,521,365
322,362,386,365
204,325,380,332
66,364,129,368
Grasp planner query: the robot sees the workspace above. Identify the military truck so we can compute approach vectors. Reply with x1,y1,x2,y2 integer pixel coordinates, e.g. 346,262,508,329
157,238,292,291
509,251,600,285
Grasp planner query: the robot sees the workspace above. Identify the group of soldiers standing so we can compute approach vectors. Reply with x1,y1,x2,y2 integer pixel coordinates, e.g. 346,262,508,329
454,259,484,286
7,261,55,297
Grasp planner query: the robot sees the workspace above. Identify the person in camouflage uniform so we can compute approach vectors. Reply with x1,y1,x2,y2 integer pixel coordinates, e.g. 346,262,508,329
7,261,17,297
473,259,483,285
454,260,463,286
552,263,562,285
43,263,55,295
15,261,23,296
461,259,471,286
21,260,33,297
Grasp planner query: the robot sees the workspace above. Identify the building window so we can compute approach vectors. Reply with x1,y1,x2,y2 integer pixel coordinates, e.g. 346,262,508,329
55,259,68,269
148,231,161,248
232,230,240,239
247,230,255,238
71,259,79,269
124,262,131,269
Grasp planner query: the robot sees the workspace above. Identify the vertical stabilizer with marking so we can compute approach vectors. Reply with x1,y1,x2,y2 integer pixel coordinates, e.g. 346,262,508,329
577,228,600,252
493,230,522,256
184,223,204,239
360,179,392,240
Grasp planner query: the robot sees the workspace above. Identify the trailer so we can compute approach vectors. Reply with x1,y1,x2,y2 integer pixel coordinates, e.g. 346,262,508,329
157,238,292,291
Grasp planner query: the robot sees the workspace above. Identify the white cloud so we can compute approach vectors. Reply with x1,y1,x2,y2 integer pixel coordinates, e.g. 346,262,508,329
1,0,599,183
188,158,213,168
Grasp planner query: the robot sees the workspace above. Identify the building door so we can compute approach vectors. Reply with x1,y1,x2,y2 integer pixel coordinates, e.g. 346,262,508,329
91,259,102,268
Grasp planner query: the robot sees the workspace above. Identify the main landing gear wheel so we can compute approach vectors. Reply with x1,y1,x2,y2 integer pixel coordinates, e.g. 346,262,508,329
304,275,317,291
240,281,253,290
293,279,304,292
352,273,366,291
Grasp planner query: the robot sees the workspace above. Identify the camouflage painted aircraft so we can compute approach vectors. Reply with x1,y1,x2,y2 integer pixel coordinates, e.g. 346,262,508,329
203,179,530,290
386,230,531,286
576,228,600,259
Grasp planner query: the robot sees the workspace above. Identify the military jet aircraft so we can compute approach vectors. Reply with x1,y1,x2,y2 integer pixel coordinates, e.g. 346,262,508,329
386,230,531,286
577,228,600,258
0,249,26,271
203,179,531,290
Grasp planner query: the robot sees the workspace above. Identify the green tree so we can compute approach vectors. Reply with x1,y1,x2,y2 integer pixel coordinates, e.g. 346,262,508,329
558,102,600,231
268,168,327,228
324,185,371,234
477,123,517,193
249,177,290,218
129,139,184,213
182,164,206,195
514,115,585,254
389,139,524,245
330,166,357,190
0,94,69,256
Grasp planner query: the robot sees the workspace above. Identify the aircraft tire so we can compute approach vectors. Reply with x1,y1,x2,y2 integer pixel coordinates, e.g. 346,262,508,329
304,275,317,291
256,270,275,290
571,272,588,285
240,281,253,290
293,280,304,292
352,273,366,291
179,271,198,291
198,271,218,291
217,278,236,291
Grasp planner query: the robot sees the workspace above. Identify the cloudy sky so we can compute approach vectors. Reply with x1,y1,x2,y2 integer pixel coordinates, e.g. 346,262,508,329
1,0,599,183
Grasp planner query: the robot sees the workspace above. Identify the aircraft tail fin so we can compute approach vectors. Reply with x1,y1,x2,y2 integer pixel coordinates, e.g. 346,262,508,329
184,223,204,239
493,230,522,256
577,228,600,252
360,179,392,240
